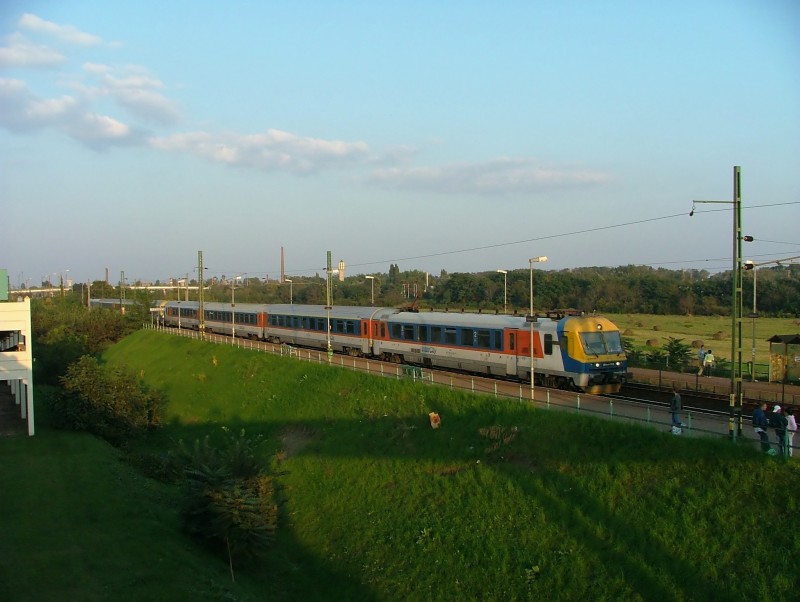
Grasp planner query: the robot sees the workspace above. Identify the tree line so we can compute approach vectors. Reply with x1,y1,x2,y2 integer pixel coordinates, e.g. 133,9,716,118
85,263,799,317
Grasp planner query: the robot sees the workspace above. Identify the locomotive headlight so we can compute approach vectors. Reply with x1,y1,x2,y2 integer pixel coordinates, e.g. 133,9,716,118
615,361,621,366
595,363,600,368
596,324,602,330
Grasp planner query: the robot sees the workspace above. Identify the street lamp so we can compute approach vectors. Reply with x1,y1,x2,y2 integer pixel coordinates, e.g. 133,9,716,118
496,269,508,314
285,278,293,304
528,256,548,401
365,275,375,305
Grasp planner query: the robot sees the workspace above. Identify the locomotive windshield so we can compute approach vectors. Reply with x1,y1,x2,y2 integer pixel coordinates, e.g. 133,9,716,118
579,330,624,355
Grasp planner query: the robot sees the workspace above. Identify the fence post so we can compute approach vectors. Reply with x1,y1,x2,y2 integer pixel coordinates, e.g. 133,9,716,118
576,394,580,411
609,399,614,419
546,390,550,409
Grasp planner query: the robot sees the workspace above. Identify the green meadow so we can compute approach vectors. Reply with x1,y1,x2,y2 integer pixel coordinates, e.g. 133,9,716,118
1,329,799,601
608,313,799,360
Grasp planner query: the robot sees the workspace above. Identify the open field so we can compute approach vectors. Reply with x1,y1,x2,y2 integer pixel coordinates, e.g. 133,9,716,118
608,313,800,361
2,329,799,600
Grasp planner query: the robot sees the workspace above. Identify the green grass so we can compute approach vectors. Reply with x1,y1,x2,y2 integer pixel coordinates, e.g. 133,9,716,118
2,329,799,601
608,313,798,359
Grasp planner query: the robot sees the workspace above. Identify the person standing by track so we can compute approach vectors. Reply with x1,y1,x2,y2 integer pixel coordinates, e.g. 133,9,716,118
769,405,788,457
670,386,683,432
703,350,715,377
752,402,770,453
786,407,797,458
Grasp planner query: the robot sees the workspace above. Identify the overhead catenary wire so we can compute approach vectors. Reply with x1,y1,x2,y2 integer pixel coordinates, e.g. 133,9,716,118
208,200,800,278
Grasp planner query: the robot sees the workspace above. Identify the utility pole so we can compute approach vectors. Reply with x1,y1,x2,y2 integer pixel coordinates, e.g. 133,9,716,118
691,166,749,438
198,251,205,336
732,167,744,437
325,251,333,361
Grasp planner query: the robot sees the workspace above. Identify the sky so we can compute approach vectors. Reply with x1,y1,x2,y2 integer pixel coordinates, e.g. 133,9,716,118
1,0,799,287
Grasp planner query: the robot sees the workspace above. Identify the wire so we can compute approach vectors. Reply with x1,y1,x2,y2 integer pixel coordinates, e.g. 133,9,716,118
239,200,800,276
756,239,800,247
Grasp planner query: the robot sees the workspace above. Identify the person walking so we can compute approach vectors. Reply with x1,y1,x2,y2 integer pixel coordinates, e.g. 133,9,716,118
769,405,788,457
670,386,683,432
785,407,796,458
697,345,707,376
703,350,715,377
752,402,770,453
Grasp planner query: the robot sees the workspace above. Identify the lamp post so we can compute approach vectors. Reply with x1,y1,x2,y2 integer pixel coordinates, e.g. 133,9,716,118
497,269,508,314
285,278,293,304
529,256,548,401
365,275,375,305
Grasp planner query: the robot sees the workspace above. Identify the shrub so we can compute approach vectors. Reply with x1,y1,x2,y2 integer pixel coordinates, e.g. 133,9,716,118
171,428,277,580
54,355,165,445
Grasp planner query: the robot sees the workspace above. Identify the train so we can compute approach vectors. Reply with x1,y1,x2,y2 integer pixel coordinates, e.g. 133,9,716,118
159,300,627,394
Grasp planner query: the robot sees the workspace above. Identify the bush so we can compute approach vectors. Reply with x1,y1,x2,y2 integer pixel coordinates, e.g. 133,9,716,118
171,428,277,580
54,355,166,445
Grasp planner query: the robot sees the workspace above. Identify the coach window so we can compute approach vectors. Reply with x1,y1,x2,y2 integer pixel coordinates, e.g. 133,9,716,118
418,325,429,342
544,333,553,355
476,329,491,349
431,326,442,343
444,327,457,345
391,324,401,339
509,333,515,351
493,331,502,350
402,324,415,340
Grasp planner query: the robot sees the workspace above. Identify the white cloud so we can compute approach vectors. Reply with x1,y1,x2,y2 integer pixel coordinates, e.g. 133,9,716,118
367,158,611,195
0,77,77,130
19,13,102,46
66,113,132,143
83,62,112,74
0,77,140,148
0,32,65,68
150,129,371,173
95,68,180,125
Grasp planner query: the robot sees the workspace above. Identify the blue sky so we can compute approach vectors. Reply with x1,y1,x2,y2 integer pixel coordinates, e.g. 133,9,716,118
1,1,798,287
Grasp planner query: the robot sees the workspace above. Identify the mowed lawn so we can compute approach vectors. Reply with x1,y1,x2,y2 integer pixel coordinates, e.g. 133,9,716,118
2,329,799,601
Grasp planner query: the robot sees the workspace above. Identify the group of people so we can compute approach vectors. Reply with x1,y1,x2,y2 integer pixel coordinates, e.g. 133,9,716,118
697,345,715,377
752,402,797,457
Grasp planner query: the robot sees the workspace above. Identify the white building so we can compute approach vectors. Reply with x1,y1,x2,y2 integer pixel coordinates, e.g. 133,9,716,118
0,297,35,436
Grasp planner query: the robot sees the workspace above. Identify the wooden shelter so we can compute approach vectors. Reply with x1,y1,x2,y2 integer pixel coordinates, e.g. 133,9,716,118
767,334,800,384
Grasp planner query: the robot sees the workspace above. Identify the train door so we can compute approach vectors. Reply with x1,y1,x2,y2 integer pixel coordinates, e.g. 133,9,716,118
504,329,519,376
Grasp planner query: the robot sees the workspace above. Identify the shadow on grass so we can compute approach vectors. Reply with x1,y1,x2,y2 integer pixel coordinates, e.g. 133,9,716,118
141,405,768,601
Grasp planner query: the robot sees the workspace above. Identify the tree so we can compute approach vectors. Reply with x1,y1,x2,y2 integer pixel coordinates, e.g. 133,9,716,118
663,337,694,372
172,429,277,581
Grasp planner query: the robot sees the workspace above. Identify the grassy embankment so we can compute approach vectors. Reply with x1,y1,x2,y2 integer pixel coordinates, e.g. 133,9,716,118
2,329,799,601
